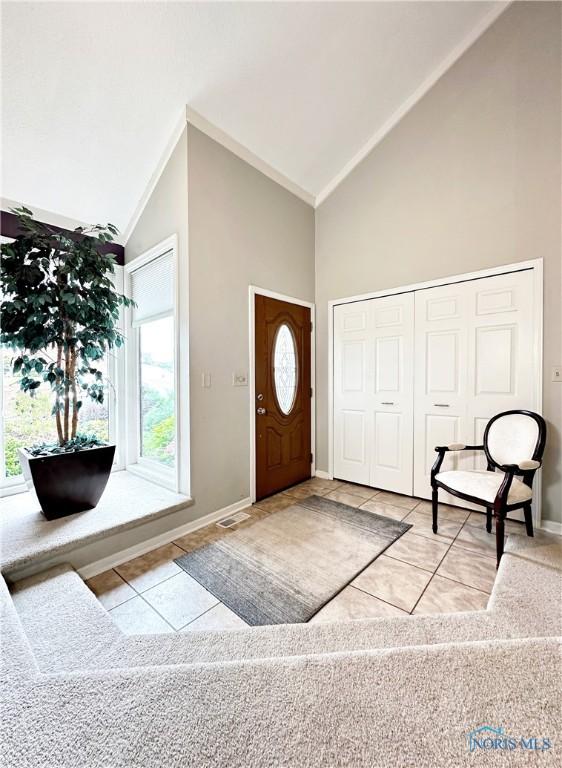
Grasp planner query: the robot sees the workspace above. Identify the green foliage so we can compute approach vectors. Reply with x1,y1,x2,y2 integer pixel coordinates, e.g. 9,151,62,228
141,387,175,466
143,414,175,466
28,433,107,457
4,437,22,477
0,207,133,447
3,388,108,475
142,387,174,431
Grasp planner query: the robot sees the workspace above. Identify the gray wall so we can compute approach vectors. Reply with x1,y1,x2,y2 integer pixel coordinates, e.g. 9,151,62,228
187,125,315,515
125,2,560,528
126,127,189,267
126,124,315,525
315,2,562,523
316,3,562,520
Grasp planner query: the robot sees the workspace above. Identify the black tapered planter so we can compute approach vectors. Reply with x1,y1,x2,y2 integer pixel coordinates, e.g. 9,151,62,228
19,445,115,520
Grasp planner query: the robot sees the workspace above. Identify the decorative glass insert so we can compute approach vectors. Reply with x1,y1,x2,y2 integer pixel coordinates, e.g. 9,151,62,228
273,323,298,415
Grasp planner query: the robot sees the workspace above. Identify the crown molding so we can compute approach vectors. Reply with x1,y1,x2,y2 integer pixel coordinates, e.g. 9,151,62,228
315,1,511,208
123,107,188,244
186,107,315,207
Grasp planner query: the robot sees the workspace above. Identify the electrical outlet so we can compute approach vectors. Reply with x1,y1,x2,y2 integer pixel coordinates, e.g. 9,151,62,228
201,372,211,388
552,366,562,383
232,371,248,387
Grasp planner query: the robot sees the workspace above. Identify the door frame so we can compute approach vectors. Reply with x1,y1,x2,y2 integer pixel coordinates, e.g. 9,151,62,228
327,258,544,523
249,286,316,503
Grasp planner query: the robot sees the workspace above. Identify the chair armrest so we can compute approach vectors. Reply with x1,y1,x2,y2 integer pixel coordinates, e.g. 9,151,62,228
431,444,485,482
431,444,480,480
492,459,542,507
518,459,541,470
497,460,542,474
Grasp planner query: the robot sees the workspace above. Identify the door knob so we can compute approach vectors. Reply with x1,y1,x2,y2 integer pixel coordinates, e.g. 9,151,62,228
257,407,266,415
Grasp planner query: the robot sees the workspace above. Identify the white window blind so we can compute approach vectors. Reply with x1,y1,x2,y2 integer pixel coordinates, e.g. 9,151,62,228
129,250,174,326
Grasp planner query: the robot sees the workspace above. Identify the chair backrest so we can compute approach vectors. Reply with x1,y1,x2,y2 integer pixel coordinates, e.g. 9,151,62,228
484,410,546,471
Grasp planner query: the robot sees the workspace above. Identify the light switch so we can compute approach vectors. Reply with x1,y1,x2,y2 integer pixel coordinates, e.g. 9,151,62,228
232,371,248,387
201,372,211,388
552,366,562,383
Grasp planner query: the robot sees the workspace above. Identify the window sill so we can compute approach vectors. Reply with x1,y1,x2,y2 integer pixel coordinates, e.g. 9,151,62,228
1,461,127,500
0,479,28,498
126,460,176,491
0,470,192,575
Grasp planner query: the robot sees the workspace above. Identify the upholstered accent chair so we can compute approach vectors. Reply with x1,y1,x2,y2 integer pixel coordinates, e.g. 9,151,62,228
431,410,546,567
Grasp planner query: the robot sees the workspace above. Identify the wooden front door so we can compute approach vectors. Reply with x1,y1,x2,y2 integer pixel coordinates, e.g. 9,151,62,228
255,295,312,500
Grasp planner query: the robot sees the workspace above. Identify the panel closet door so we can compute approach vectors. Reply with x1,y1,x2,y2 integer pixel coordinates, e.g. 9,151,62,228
333,302,371,484
465,270,535,462
413,282,470,504
333,293,414,493
461,270,535,520
369,293,414,494
413,269,536,511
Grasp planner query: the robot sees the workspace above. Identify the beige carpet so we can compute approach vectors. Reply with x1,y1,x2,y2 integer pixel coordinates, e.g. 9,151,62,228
0,471,190,573
174,494,411,624
4,533,561,766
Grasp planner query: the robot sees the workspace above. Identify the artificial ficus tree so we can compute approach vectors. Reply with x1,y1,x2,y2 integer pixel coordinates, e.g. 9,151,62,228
0,207,133,448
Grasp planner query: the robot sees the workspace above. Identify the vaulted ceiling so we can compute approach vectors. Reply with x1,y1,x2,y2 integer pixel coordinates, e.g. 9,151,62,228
1,1,506,234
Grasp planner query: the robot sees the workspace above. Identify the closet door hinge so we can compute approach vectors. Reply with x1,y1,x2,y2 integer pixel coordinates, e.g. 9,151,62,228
309,387,313,398
310,321,313,333
310,453,314,464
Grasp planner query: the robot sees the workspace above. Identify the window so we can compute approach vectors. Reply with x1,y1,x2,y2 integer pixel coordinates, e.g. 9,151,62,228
1,347,56,482
126,239,179,489
139,316,175,465
0,237,123,494
1,229,186,496
0,234,120,494
1,349,110,480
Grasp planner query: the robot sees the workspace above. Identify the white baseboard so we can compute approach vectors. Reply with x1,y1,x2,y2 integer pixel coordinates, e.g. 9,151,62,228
78,497,252,579
539,520,562,536
315,470,334,481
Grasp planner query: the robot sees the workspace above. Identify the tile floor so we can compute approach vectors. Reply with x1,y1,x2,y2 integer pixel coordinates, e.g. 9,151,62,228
86,477,522,634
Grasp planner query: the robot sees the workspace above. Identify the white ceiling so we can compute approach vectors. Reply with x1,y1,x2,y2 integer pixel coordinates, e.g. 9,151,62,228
1,2,506,234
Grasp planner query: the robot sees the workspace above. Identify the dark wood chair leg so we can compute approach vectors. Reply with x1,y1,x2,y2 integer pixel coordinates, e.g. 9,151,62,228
523,503,534,537
486,508,492,534
495,507,505,569
432,487,438,534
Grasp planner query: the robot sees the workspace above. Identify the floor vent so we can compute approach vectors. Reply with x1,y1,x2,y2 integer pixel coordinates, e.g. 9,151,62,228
216,511,250,529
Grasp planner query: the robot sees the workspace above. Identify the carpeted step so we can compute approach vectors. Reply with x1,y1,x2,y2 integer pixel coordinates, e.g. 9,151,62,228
3,636,560,768
11,563,121,672
9,533,562,674
0,577,37,683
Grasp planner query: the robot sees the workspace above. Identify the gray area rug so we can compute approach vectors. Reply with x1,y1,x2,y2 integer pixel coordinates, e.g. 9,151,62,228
175,495,411,625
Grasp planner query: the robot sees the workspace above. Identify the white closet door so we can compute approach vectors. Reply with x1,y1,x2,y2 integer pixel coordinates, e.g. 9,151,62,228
334,294,414,492
333,302,371,484
413,269,536,510
465,270,535,462
369,293,414,494
463,270,535,520
413,282,470,502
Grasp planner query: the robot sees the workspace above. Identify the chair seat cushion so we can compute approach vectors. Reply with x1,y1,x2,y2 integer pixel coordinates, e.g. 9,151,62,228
436,470,533,505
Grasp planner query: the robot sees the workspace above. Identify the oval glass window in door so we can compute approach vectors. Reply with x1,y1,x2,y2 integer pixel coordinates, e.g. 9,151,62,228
273,323,298,415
